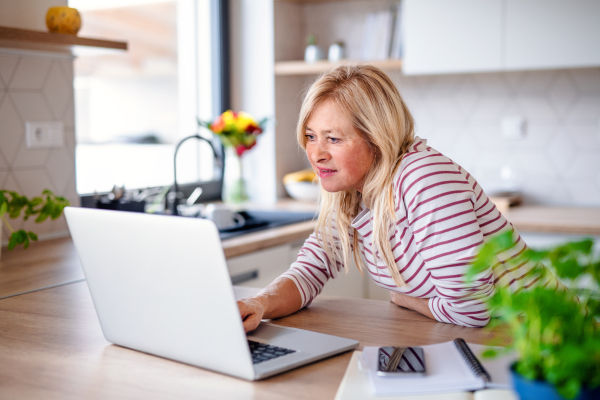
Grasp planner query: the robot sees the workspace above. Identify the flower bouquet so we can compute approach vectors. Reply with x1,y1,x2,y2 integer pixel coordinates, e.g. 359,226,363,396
198,110,266,203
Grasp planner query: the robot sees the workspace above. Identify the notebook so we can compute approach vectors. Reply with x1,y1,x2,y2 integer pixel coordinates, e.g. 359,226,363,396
362,340,516,396
334,351,518,400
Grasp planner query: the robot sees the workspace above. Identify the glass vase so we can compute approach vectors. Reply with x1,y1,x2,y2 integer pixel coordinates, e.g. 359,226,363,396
222,147,248,204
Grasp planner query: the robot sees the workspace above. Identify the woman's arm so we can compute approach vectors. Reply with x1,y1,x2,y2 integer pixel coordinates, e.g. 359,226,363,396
396,152,497,328
238,276,302,332
390,291,435,320
238,227,348,332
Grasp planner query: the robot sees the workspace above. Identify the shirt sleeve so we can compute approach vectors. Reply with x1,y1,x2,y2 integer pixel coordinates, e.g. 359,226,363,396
398,156,496,327
280,227,348,308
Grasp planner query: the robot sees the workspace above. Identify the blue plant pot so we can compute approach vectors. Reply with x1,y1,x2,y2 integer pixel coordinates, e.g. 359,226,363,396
510,363,600,400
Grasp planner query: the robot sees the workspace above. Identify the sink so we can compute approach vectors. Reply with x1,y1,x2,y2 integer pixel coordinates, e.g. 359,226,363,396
215,210,318,240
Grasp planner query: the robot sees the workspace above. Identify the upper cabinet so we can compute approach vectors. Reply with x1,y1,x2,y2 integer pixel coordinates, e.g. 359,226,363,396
505,0,600,70
402,0,503,75
403,0,600,75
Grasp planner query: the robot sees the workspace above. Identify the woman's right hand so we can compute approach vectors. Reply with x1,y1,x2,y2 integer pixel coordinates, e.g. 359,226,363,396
236,277,303,333
237,297,266,333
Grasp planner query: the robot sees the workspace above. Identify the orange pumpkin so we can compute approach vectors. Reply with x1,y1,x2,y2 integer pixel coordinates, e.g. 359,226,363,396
46,7,81,35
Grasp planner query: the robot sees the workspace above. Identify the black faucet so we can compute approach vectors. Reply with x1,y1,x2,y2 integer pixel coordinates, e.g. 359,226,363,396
172,135,221,215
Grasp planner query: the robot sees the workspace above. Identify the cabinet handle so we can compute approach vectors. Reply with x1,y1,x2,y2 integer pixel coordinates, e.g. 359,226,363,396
230,269,259,285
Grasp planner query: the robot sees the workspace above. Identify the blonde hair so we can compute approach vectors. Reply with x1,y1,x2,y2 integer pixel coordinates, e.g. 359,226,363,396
297,64,415,287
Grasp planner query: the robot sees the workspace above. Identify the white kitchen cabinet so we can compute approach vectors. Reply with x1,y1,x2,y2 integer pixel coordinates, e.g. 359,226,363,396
403,0,600,75
402,0,503,75
227,245,290,289
505,0,600,71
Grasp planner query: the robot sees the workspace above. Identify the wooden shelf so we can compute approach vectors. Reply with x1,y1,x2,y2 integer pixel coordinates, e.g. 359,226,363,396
275,59,403,76
0,26,127,52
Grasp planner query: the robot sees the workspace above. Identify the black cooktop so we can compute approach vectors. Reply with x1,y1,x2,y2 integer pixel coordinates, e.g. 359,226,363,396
217,210,317,240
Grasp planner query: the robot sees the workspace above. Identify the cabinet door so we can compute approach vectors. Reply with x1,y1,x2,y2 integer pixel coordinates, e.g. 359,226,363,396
403,0,503,75
227,245,289,289
506,0,600,70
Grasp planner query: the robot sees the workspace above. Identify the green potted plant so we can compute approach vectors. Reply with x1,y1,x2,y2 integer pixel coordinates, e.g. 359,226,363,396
470,232,600,400
0,189,70,259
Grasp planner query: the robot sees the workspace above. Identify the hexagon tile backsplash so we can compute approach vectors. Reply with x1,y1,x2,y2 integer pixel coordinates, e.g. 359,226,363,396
385,68,600,206
0,49,79,242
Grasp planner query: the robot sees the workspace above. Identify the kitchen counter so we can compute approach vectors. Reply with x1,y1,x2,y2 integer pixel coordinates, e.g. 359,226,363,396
0,280,508,399
503,206,600,236
1,202,599,300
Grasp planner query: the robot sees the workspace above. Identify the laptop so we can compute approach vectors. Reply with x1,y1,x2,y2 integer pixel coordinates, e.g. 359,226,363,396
64,207,358,380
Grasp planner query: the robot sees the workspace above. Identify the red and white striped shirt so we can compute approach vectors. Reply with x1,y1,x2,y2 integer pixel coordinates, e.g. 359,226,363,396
281,137,564,328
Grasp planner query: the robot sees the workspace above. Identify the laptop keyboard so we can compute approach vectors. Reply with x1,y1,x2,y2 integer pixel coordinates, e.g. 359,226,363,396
248,340,296,364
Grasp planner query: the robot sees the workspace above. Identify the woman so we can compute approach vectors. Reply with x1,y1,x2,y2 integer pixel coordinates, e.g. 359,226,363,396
238,64,565,331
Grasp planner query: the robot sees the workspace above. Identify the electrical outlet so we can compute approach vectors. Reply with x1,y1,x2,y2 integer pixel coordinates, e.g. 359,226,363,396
25,121,64,148
502,116,526,139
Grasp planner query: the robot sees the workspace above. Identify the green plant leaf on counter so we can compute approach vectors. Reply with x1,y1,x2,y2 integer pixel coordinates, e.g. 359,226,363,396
1,189,69,251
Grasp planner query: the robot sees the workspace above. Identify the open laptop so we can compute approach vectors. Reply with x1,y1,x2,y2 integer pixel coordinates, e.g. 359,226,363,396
64,207,358,380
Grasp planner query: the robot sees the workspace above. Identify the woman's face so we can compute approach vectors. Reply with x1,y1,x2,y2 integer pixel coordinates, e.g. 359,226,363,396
305,99,374,193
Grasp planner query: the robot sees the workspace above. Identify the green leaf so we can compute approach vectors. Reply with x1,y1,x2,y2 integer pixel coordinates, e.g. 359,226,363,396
558,378,581,400
481,349,498,358
2,189,69,250
7,232,18,250
469,233,600,395
29,197,43,207
8,230,27,251
567,239,593,254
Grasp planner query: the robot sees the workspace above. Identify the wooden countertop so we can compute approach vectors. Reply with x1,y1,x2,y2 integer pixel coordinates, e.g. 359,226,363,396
503,206,600,236
0,280,507,399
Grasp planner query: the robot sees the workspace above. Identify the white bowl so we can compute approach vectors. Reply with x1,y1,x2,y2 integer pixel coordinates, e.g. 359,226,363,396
284,181,320,202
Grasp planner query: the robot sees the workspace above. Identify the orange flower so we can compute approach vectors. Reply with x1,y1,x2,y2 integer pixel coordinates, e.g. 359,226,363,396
201,110,266,156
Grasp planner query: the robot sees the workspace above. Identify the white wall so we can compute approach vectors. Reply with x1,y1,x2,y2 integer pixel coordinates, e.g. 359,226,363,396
0,0,78,243
0,0,67,30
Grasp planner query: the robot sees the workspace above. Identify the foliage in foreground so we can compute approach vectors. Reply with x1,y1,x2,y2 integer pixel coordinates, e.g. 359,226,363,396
469,231,600,399
0,189,70,250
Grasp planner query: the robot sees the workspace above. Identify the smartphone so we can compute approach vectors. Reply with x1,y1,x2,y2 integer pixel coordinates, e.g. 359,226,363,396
376,346,426,377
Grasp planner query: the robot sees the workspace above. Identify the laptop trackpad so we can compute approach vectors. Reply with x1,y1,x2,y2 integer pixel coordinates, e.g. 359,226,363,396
247,324,296,346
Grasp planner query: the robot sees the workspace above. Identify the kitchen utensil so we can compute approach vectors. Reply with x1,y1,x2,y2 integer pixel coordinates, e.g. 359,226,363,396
204,203,245,230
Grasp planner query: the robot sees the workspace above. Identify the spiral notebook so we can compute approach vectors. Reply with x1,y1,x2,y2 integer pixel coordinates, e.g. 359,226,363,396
362,339,515,396
334,351,517,400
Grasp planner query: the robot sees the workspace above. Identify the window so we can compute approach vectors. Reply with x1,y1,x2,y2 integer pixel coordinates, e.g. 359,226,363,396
72,0,227,201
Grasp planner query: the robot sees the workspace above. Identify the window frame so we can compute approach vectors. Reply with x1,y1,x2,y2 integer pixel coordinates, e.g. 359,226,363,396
80,0,230,209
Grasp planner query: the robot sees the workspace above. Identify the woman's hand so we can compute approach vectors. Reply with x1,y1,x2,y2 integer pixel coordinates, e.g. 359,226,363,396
390,291,436,320
238,297,266,333
236,276,304,333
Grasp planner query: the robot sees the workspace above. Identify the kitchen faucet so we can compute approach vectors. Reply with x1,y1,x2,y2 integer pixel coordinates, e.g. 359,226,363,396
172,134,222,216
